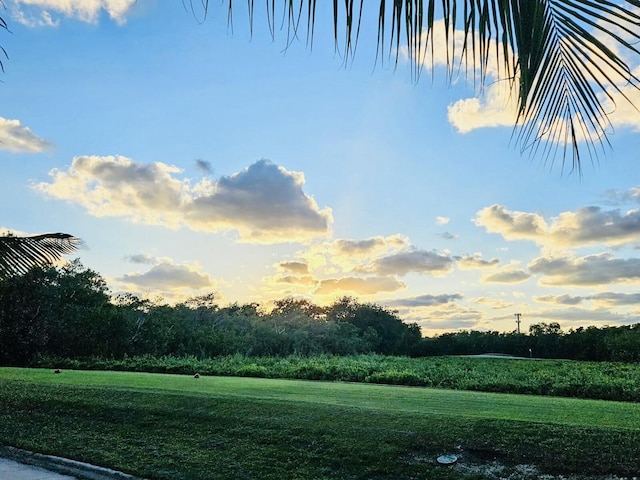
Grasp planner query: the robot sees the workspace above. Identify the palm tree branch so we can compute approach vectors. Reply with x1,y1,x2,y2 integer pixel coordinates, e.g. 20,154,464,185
0,233,82,280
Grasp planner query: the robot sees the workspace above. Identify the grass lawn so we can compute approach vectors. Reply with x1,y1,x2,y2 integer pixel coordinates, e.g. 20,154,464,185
1,367,639,479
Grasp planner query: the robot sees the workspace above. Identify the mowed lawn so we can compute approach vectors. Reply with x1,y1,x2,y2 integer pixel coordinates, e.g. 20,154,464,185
1,367,639,479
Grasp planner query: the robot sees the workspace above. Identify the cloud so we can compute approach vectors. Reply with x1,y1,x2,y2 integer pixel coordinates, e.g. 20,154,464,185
535,292,640,307
587,292,640,306
297,235,409,273
599,65,640,133
0,117,54,153
447,80,519,133
363,249,454,276
118,261,216,292
274,275,317,286
454,253,500,269
473,297,514,310
277,261,309,275
332,235,409,257
186,160,332,243
475,204,547,241
529,253,640,286
534,294,584,306
124,253,157,265
12,0,137,25
482,267,531,284
315,276,405,296
387,293,463,308
409,304,484,332
436,216,450,225
475,202,640,249
35,156,332,243
439,232,458,240
531,307,640,327
195,159,213,175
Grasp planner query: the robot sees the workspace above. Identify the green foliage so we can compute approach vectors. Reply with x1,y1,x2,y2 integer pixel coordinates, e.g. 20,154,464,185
3,261,640,368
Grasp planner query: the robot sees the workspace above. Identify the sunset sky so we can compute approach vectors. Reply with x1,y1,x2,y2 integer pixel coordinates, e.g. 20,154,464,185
2,1,640,335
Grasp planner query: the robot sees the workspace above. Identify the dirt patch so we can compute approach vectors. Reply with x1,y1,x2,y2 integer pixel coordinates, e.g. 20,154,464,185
450,455,638,480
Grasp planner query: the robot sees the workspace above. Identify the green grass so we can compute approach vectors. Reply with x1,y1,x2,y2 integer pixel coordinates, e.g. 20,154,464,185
1,367,640,479
37,353,640,402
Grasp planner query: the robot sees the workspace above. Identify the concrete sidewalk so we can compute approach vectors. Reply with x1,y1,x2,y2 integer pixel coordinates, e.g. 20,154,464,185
0,457,77,479
0,447,146,480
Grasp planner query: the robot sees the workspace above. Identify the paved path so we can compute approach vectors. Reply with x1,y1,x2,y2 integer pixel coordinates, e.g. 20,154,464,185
0,457,77,480
0,447,145,480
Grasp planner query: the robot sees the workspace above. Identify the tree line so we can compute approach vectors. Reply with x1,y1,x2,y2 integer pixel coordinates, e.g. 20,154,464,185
1,261,639,365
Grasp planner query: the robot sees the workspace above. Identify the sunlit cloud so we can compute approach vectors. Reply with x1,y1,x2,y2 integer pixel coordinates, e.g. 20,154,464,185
315,276,405,296
0,117,53,153
475,201,640,249
473,297,514,310
297,235,409,273
362,249,454,276
534,294,584,306
35,156,332,243
475,204,547,241
116,260,218,303
530,307,640,327
277,261,309,275
11,0,137,25
529,253,640,286
332,235,409,258
454,253,500,269
406,303,484,333
274,275,317,286
447,80,519,133
482,266,531,284
436,216,450,225
588,292,640,307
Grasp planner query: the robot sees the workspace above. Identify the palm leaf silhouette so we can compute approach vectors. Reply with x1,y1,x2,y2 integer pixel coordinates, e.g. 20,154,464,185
0,233,82,279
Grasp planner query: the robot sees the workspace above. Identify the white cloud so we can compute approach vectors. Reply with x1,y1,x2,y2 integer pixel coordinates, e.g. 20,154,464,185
11,0,137,25
0,117,53,153
35,156,332,243
447,80,519,133
475,204,547,241
436,216,450,225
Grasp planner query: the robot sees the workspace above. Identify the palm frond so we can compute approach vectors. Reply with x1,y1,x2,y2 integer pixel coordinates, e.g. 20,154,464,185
196,1,640,171
0,233,82,280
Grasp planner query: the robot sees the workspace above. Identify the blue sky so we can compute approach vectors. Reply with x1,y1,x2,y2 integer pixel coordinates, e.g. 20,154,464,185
2,1,640,335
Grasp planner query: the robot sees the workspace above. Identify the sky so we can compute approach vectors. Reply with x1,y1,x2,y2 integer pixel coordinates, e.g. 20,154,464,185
2,0,640,336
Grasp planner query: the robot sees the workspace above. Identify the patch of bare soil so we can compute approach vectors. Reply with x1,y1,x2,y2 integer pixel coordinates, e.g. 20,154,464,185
450,455,638,480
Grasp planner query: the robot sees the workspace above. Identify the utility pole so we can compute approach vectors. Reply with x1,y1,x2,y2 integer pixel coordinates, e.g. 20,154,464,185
514,313,522,334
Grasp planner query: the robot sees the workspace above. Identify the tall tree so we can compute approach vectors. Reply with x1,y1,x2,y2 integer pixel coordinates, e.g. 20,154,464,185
196,1,640,172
